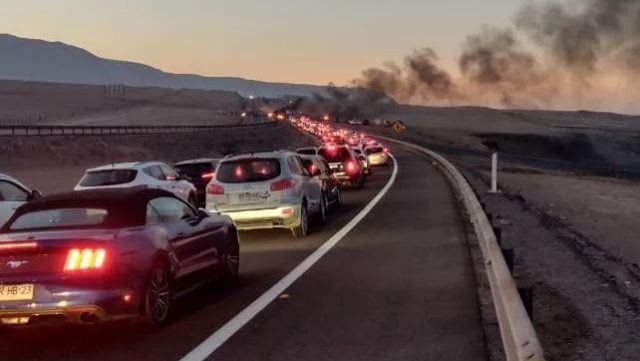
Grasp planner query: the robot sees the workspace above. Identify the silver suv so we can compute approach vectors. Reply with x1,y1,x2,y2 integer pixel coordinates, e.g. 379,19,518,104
205,150,324,237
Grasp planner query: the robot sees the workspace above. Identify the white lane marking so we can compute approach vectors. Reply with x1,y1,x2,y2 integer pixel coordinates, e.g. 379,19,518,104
180,155,399,361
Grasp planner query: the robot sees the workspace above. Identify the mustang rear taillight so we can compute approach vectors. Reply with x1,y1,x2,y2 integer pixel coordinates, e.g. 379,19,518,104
270,178,296,191
64,248,107,271
206,184,225,195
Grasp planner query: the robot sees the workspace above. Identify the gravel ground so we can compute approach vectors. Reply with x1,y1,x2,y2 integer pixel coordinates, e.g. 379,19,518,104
461,164,640,361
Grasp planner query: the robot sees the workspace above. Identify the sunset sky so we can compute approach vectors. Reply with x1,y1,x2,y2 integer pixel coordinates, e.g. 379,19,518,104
1,0,520,85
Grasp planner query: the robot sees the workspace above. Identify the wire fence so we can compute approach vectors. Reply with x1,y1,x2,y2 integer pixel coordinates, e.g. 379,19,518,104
0,121,275,137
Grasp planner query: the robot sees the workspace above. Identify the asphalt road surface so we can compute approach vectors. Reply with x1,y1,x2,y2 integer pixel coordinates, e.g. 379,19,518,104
0,146,487,361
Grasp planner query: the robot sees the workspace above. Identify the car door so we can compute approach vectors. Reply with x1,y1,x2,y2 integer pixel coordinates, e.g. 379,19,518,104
0,180,29,227
159,164,179,189
318,159,340,200
292,156,322,213
160,164,193,202
143,165,166,190
300,157,326,196
148,196,223,279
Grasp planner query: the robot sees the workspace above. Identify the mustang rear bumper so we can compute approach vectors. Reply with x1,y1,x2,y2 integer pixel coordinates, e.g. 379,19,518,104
0,285,139,326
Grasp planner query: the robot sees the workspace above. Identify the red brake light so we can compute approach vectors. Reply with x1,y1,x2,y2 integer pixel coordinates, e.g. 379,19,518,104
270,178,296,191
64,248,107,271
344,160,359,175
201,172,215,180
206,184,225,195
234,166,244,180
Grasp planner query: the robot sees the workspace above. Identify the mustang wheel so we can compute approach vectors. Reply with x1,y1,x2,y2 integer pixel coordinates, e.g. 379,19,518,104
222,239,240,284
143,262,172,326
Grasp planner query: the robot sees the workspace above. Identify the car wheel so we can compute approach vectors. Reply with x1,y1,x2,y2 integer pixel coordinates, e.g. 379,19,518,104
334,189,342,210
143,262,172,327
357,176,365,189
187,193,197,207
317,196,328,224
292,203,309,238
221,238,240,285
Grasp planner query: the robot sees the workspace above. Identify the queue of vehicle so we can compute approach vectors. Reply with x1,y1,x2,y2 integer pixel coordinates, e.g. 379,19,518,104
0,116,389,327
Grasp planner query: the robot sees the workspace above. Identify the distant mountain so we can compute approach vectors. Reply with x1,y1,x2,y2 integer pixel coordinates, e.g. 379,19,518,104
0,33,328,98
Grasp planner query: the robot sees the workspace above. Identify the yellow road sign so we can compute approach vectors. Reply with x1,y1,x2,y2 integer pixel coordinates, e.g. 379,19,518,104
392,120,406,133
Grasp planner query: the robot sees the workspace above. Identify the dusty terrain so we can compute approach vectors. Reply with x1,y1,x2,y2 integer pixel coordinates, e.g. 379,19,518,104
0,80,245,126
4,80,640,359
1,122,313,194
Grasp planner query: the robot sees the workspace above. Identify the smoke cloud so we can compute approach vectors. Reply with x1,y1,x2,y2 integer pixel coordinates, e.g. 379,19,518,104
353,0,640,113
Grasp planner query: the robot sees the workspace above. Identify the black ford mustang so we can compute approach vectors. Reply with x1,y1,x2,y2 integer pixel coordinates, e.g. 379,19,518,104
0,187,239,327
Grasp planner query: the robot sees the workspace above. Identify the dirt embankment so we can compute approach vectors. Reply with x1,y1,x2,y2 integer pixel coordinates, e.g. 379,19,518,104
0,80,245,126
1,122,314,194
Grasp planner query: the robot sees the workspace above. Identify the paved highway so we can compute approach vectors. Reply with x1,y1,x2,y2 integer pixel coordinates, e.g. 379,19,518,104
0,146,486,361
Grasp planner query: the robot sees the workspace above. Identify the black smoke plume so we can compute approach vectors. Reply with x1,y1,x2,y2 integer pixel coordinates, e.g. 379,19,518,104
353,0,640,112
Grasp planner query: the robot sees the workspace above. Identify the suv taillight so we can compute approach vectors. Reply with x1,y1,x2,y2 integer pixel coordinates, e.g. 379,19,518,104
64,248,107,271
206,184,225,195
270,178,296,191
344,160,360,175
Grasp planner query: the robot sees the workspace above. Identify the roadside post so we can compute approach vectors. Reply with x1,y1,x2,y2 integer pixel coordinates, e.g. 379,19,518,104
490,152,499,193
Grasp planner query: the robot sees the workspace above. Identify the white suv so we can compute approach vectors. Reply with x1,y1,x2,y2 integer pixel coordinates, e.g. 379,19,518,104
0,173,41,227
74,162,197,205
205,150,324,237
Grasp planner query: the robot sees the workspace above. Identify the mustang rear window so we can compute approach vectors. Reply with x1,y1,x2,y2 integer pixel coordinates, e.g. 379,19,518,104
216,159,281,183
9,208,109,231
79,169,137,186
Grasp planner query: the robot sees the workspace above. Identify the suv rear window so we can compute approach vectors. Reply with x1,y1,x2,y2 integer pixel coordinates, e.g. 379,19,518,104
216,159,281,183
366,147,384,154
319,147,351,163
9,208,109,231
79,169,137,186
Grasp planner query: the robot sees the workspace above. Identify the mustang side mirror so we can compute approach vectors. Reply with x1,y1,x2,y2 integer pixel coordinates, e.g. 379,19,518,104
28,190,43,201
197,208,210,219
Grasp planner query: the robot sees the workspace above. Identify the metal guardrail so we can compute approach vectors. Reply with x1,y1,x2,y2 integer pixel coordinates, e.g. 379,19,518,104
377,135,545,361
0,122,275,137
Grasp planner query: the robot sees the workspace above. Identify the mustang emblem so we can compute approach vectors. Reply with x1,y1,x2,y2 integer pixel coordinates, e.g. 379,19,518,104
6,260,29,269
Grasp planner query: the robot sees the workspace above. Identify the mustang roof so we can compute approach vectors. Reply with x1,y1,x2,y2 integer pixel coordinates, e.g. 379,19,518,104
2,188,178,231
